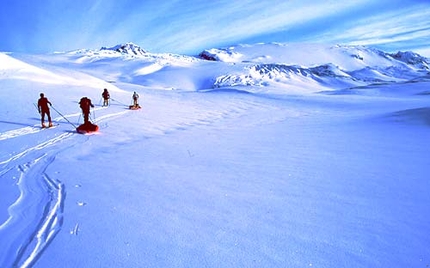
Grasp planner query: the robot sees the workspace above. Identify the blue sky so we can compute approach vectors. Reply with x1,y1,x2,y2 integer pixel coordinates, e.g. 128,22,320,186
0,0,429,56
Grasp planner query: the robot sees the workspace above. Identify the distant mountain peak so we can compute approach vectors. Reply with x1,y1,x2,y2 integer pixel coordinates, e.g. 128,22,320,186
101,42,147,56
389,51,429,70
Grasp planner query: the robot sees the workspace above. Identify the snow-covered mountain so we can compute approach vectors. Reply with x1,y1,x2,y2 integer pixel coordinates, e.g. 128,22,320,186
388,51,429,70
100,42,147,56
8,42,428,94
200,43,429,90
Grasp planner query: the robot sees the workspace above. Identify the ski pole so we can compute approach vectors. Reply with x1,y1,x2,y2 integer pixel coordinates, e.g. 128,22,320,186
51,105,78,128
92,109,96,123
111,98,127,106
33,103,39,112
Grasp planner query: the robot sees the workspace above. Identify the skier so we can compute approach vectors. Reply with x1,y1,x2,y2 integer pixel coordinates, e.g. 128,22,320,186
102,88,110,107
132,91,139,106
79,97,94,124
37,93,53,128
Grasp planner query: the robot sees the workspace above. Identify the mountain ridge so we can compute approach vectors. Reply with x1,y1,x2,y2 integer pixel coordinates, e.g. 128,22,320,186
2,42,429,94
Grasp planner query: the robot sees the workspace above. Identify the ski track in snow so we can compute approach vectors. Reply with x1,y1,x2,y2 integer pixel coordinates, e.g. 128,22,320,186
0,153,65,268
94,110,130,125
0,126,43,141
0,108,130,267
0,132,73,166
0,115,70,141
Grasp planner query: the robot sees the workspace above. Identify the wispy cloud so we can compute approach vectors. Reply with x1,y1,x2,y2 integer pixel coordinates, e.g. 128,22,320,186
131,0,374,53
305,4,430,52
0,0,428,55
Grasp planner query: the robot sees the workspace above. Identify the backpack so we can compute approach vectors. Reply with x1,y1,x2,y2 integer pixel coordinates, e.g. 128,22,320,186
80,97,89,109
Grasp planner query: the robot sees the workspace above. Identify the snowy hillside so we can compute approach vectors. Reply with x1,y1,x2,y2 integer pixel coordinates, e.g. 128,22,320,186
200,43,429,91
11,42,428,95
1,43,430,268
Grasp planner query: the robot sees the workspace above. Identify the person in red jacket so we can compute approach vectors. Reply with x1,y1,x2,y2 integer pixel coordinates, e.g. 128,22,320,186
37,93,53,128
79,97,94,124
102,88,110,107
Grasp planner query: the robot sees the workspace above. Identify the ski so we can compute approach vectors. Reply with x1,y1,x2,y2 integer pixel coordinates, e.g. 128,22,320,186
41,124,59,129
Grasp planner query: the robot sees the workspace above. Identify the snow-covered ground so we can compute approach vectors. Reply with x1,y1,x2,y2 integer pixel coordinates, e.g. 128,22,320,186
1,43,430,267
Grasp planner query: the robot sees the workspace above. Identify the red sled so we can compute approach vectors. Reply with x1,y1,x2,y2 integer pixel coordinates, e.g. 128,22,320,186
129,104,141,110
76,122,99,134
